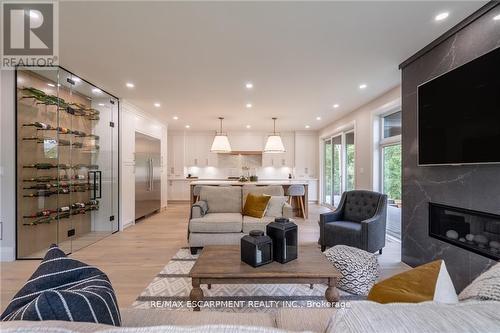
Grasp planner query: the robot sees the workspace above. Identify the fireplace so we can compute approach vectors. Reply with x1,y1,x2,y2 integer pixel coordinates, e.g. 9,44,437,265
429,203,500,260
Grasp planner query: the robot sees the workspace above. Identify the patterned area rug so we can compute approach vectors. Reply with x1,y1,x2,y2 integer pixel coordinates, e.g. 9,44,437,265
132,248,365,312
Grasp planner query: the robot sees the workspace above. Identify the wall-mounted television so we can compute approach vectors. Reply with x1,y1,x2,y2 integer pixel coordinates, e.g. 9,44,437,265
418,47,500,166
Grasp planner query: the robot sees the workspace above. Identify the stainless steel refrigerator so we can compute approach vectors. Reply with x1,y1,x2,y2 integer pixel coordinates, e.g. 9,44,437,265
135,132,161,220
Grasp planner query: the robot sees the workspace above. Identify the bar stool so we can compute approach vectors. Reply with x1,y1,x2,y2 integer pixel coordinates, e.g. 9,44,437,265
286,185,306,218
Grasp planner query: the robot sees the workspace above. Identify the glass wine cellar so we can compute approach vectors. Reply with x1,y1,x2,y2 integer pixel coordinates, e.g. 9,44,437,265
16,67,119,259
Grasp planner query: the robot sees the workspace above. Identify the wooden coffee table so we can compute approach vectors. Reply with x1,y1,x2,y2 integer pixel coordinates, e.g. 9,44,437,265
189,245,341,311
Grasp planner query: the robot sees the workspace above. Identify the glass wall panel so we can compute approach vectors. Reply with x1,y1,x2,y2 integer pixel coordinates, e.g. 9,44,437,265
16,67,119,259
323,139,332,205
383,111,402,138
332,135,342,207
383,143,402,239
345,132,355,191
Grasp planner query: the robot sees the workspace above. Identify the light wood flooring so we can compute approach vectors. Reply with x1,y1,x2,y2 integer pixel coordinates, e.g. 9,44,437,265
0,203,408,312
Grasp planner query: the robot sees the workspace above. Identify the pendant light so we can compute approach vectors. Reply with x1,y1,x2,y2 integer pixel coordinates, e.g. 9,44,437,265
210,117,231,153
264,117,285,153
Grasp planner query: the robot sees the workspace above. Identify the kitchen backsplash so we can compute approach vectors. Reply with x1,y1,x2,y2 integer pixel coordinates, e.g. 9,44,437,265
186,165,294,180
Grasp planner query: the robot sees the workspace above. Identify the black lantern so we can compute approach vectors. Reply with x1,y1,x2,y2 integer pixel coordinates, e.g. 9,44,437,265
241,230,273,267
266,217,298,264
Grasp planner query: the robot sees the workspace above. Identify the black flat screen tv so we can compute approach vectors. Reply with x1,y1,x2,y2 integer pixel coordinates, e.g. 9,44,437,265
418,47,500,166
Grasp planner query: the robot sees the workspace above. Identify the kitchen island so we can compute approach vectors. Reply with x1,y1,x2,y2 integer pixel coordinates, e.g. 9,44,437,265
189,180,309,218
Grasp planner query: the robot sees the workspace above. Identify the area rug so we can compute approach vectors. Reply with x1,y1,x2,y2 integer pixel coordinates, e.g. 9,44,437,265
132,248,365,312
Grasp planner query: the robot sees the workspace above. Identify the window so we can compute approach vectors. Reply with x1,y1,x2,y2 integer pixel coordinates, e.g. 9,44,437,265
323,130,355,207
380,111,402,239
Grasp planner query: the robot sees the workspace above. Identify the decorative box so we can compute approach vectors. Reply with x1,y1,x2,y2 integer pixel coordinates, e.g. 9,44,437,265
241,230,273,267
266,217,298,264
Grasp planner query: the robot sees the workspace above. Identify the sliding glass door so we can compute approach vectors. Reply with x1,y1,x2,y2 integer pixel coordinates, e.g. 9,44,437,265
323,131,355,208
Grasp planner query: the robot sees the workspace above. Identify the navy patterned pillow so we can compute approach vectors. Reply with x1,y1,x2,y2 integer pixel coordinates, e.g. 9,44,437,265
0,244,121,326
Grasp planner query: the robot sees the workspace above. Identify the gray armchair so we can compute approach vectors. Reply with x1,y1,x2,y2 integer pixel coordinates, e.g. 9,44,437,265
319,190,387,254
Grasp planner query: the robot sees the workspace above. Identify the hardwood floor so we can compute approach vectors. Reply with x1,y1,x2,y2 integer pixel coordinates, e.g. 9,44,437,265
0,202,408,311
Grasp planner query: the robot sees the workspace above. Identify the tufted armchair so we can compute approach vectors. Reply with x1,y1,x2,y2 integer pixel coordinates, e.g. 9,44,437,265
319,190,387,254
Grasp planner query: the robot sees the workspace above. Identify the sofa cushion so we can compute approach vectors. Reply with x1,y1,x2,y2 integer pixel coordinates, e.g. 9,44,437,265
368,260,458,304
200,186,242,213
242,216,275,233
242,186,284,206
326,300,500,333
265,196,288,217
190,213,243,233
0,244,121,326
459,262,500,302
324,245,379,296
276,308,337,333
343,191,380,223
120,308,275,328
324,221,361,247
243,193,271,218
0,320,113,332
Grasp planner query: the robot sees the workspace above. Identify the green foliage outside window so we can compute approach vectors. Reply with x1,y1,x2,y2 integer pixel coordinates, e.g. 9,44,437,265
383,144,401,201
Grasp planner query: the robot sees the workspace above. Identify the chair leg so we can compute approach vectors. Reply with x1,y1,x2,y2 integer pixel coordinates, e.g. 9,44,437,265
321,245,326,252
379,249,383,255
299,196,305,218
310,284,313,289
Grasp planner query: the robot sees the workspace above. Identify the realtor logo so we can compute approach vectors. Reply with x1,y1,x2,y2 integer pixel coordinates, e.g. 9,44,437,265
1,1,58,68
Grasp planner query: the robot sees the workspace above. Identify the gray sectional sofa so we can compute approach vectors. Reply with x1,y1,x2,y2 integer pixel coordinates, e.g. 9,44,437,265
188,185,294,253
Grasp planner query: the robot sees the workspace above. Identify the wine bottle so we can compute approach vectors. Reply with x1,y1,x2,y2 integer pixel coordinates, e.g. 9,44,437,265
58,206,70,212
23,122,53,130
71,202,85,209
24,190,54,197
24,176,57,182
74,174,86,180
23,209,53,218
57,127,72,134
23,163,55,169
87,200,99,206
23,183,52,190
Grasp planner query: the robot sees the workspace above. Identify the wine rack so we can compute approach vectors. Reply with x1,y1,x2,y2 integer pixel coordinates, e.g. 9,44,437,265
16,67,119,259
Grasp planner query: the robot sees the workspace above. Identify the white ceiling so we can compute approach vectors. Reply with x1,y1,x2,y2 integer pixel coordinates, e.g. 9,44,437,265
59,1,486,131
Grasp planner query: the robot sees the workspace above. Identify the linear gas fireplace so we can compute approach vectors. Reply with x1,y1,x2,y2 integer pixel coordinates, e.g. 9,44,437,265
429,203,500,260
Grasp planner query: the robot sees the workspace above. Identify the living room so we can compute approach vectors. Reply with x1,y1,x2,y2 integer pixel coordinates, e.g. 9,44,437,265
0,1,499,332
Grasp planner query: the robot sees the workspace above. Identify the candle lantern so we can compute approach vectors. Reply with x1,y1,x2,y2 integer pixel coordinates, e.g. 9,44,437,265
266,217,298,263
241,230,273,267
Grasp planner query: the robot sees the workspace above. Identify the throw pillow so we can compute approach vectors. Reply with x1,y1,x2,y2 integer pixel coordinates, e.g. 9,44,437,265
368,259,458,304
459,262,500,301
243,193,271,218
265,196,288,217
0,244,121,326
324,245,379,295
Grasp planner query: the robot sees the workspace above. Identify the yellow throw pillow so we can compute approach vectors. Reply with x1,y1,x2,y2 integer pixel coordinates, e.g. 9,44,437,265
243,193,271,218
368,259,458,304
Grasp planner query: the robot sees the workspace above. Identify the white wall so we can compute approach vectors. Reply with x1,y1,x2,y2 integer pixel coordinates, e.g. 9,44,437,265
120,101,168,230
318,86,401,200
0,70,16,261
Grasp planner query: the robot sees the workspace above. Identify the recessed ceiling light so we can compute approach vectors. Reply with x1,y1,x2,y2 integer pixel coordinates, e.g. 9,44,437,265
29,11,39,19
316,116,321,121
359,84,367,89
98,103,105,106
173,116,179,120
245,103,253,108
494,14,500,21
246,125,251,129
92,88,102,94
185,125,190,129
435,12,449,21
305,125,310,129
245,82,253,89
154,102,161,107
333,104,339,108
126,82,135,88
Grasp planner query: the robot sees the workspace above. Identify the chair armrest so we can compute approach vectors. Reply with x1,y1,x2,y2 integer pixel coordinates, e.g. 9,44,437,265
191,200,208,219
282,203,294,219
320,208,343,224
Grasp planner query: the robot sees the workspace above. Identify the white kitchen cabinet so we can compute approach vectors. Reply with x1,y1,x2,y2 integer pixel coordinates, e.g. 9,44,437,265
168,134,185,177
185,134,217,167
307,180,318,202
167,180,190,201
262,133,294,167
294,133,318,178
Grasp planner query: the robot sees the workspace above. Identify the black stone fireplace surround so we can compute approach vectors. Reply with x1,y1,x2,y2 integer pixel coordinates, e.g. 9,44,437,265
400,2,500,291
